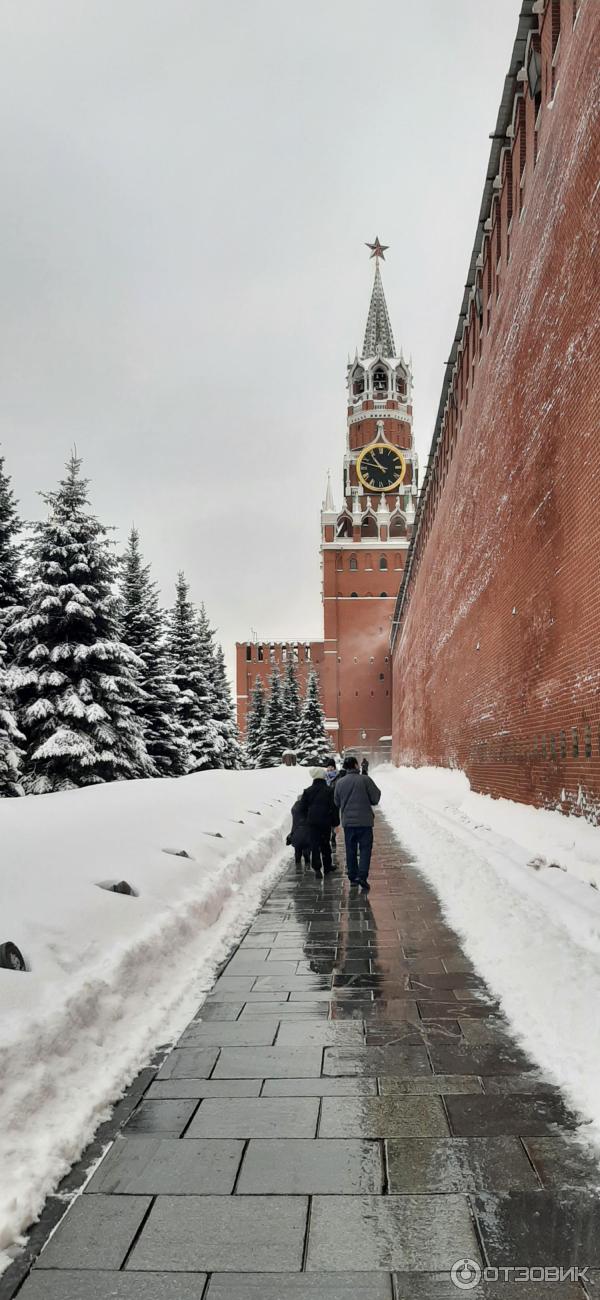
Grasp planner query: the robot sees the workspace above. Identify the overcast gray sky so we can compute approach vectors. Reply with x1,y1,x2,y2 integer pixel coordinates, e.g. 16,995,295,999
0,0,519,672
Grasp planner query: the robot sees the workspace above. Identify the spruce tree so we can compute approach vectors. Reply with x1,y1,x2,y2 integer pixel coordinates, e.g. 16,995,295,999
10,454,153,793
0,640,23,796
245,675,266,767
0,449,25,633
194,603,222,769
167,573,218,772
120,528,188,777
0,450,25,791
258,668,288,768
296,669,333,766
282,655,302,751
212,644,244,769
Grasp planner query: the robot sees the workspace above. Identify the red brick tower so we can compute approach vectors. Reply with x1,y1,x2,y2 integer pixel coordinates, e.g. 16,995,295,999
319,241,418,755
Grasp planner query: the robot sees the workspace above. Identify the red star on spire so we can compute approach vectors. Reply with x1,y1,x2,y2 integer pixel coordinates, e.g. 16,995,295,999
366,236,389,260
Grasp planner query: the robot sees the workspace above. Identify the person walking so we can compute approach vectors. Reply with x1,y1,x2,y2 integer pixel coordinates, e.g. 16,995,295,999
324,758,340,849
334,756,381,891
286,797,311,867
297,767,339,876
360,756,369,775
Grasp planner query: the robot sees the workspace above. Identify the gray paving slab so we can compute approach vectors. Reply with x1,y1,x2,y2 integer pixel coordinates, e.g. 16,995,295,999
275,1020,365,1046
428,1041,532,1076
19,1275,206,1299
380,1074,484,1096
241,1001,330,1018
306,1194,481,1271
191,1002,242,1021
213,1046,323,1077
124,1100,198,1136
237,1138,383,1194
156,1048,220,1080
178,1019,279,1047
35,1195,151,1270
226,959,299,976
472,1190,600,1267
319,1095,449,1138
524,1135,600,1189
86,1137,243,1194
323,1045,431,1077
206,1273,393,1298
445,1092,578,1136
261,1076,378,1097
211,976,256,991
186,1096,319,1138
251,975,332,991
386,1136,538,1192
127,1195,308,1271
146,1079,262,1100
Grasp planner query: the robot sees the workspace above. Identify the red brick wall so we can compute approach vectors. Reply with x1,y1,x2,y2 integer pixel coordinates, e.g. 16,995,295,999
392,2,600,815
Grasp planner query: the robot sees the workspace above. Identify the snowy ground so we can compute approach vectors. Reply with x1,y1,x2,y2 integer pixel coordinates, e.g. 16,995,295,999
0,766,304,1272
377,764,600,1153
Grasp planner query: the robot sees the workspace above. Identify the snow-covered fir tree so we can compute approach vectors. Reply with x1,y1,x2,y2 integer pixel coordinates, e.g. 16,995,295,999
212,644,244,769
258,668,289,768
0,639,23,796
0,451,25,792
282,655,302,751
194,603,223,769
245,675,266,767
10,455,153,793
120,527,189,777
167,572,218,772
296,669,333,766
0,450,25,635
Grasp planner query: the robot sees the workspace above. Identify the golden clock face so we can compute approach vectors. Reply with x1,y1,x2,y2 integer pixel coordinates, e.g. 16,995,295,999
356,442,406,492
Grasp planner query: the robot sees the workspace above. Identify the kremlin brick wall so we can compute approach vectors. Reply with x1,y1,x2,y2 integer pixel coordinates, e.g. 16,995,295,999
391,0,600,814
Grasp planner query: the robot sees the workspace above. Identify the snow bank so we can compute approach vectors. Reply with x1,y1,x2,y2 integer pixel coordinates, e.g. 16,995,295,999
377,765,600,1151
0,766,304,1270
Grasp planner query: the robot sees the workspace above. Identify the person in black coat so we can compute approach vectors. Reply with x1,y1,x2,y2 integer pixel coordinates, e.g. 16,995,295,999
297,767,339,876
286,798,311,866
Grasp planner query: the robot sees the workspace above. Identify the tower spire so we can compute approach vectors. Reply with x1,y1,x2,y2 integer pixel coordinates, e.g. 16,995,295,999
362,243,396,358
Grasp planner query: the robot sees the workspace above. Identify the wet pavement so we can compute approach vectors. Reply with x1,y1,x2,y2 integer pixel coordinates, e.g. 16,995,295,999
20,817,600,1298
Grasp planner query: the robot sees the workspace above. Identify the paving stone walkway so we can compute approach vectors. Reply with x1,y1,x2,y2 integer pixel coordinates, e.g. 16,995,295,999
19,817,600,1298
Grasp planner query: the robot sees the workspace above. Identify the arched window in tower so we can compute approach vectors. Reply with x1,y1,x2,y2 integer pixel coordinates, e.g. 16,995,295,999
352,367,365,398
373,365,388,396
396,371,407,398
350,592,358,598
337,513,352,538
379,556,388,570
389,512,407,538
361,514,378,539
349,554,358,571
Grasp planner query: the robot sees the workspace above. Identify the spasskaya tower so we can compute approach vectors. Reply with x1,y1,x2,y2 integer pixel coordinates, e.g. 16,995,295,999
236,240,417,756
318,240,418,753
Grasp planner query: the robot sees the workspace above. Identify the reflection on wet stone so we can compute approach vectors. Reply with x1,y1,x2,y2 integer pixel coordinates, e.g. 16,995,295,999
27,814,600,1292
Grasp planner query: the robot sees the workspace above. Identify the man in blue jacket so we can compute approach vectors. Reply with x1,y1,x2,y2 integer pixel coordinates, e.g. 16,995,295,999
334,756,381,892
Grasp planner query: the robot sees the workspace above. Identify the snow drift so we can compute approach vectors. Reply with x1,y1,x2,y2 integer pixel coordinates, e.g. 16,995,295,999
377,764,600,1152
0,766,304,1271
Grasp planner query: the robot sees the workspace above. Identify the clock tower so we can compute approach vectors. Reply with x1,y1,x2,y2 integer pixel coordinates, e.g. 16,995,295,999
319,240,418,755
